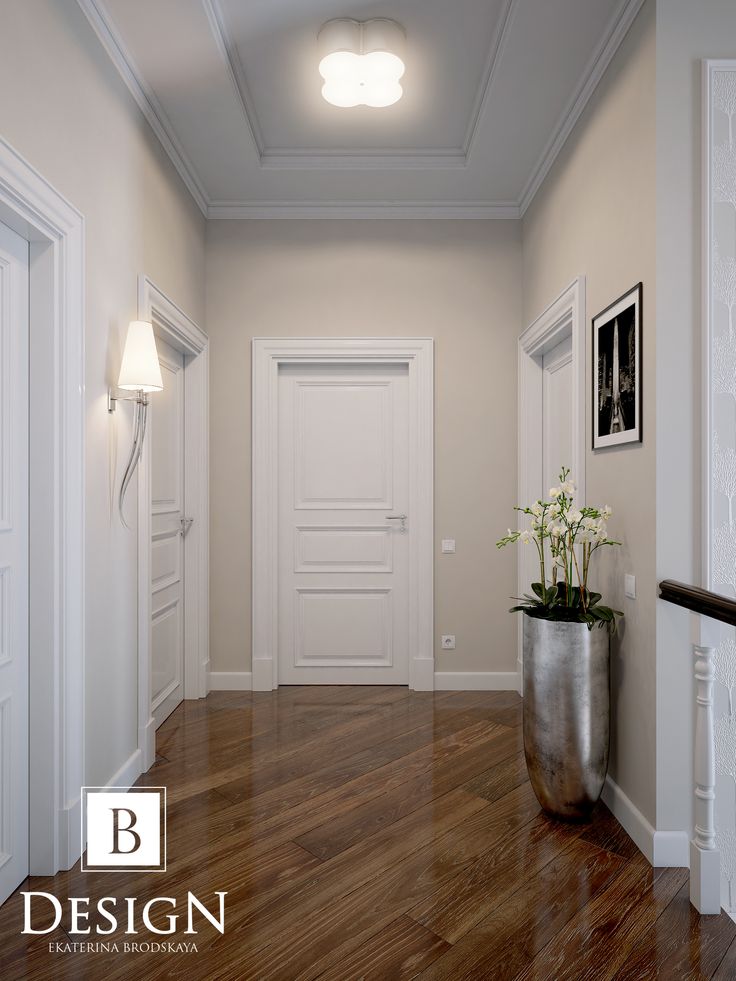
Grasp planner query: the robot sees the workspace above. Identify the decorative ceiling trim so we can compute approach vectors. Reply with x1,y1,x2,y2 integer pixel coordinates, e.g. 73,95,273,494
207,201,521,219
258,151,467,171
201,0,265,156
202,0,517,170
518,0,647,216
462,0,517,160
76,0,210,215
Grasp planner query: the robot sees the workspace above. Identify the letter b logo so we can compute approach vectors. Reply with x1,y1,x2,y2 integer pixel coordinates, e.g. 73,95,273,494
82,788,166,871
110,808,142,854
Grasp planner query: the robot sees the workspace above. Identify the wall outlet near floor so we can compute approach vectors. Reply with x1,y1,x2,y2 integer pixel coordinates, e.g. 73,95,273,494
624,574,636,599
441,635,456,650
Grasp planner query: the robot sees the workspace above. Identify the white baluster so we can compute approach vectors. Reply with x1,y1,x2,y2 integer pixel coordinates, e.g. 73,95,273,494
690,613,721,914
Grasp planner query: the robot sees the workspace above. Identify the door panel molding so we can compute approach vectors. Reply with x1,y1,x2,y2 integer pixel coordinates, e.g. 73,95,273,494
253,337,434,691
137,276,209,770
518,277,586,693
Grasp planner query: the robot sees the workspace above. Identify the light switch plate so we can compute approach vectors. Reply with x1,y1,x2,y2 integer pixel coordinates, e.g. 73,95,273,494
441,539,456,553
441,635,456,650
624,574,636,600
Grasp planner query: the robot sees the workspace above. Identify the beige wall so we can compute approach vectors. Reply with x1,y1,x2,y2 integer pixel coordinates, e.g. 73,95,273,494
522,1,656,822
0,0,206,786
206,219,522,677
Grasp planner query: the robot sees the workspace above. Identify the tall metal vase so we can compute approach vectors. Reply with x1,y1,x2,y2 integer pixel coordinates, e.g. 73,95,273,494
522,616,610,820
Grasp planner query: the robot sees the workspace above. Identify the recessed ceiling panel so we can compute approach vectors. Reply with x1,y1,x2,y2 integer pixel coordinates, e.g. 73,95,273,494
219,0,509,152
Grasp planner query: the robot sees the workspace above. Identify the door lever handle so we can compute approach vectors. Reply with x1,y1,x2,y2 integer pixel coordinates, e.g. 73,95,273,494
386,514,408,532
180,516,194,536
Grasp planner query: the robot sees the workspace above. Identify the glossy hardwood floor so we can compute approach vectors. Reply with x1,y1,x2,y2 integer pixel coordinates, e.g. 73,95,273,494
2,687,736,980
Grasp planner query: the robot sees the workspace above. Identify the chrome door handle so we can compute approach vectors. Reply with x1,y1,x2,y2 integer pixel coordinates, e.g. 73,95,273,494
386,514,407,532
180,517,194,536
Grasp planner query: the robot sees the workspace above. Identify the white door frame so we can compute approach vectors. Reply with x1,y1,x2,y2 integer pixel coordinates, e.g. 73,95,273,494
137,275,209,770
0,138,85,873
252,337,434,692
518,277,586,689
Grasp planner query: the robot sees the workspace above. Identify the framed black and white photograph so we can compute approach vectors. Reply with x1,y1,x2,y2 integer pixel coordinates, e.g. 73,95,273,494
592,283,642,449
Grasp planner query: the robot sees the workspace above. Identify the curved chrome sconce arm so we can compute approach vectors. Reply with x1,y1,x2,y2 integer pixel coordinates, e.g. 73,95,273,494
109,389,150,529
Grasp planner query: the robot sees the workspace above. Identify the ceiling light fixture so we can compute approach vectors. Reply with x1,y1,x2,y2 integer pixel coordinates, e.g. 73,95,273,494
318,18,406,108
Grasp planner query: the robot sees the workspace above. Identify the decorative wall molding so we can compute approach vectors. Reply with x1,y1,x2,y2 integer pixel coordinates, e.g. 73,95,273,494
518,0,647,215
252,338,434,692
433,672,518,691
208,672,253,692
703,59,736,918
136,276,209,771
76,0,646,220
0,137,85,874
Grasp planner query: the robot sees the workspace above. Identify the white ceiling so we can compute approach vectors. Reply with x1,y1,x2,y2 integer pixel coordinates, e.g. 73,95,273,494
77,0,645,218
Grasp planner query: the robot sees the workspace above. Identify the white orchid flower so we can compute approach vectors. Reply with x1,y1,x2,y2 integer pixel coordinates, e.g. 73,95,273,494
603,505,612,519
520,530,532,544
568,508,583,523
549,487,562,499
562,480,576,496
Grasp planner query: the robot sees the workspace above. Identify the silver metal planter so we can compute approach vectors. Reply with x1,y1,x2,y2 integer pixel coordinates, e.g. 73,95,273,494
522,616,610,820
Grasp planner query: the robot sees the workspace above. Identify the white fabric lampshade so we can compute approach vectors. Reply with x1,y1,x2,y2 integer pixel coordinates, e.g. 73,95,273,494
118,320,163,392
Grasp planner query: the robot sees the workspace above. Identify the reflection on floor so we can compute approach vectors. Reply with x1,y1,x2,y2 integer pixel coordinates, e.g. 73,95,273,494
1,687,736,980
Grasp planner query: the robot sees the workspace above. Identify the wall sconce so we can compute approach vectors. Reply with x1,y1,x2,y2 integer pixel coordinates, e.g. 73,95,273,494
108,320,163,527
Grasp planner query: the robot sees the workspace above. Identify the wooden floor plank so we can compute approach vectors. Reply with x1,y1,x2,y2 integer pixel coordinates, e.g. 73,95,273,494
0,687,733,981
415,837,626,981
613,880,736,980
315,914,451,981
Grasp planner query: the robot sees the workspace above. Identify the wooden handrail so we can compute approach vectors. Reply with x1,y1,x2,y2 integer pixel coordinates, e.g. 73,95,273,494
659,579,736,627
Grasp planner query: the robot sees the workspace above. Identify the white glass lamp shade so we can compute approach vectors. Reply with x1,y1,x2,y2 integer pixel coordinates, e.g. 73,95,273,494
318,18,405,108
117,320,163,392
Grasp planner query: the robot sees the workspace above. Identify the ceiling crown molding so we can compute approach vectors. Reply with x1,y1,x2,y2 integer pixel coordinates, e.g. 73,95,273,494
76,0,210,215
75,0,647,220
206,201,521,220
518,0,647,216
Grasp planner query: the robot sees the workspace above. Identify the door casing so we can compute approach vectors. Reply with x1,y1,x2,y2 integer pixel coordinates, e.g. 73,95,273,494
252,337,434,692
0,137,85,874
137,275,209,771
518,277,586,694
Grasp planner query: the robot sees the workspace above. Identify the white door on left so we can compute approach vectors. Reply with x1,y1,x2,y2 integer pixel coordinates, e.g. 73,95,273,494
150,337,185,727
0,222,29,905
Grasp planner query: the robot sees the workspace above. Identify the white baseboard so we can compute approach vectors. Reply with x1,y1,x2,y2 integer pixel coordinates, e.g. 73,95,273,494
105,747,143,790
208,671,253,691
601,774,689,867
433,671,519,691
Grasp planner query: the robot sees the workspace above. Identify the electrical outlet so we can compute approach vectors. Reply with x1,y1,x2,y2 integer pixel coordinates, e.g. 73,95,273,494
441,635,456,650
624,574,636,599
441,539,456,553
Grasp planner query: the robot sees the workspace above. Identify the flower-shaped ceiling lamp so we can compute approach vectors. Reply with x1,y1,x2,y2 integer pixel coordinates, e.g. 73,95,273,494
318,18,406,108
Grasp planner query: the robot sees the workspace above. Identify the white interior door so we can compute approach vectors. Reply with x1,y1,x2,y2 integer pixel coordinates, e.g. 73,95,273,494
278,364,409,684
150,337,185,726
542,335,573,491
0,222,29,904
